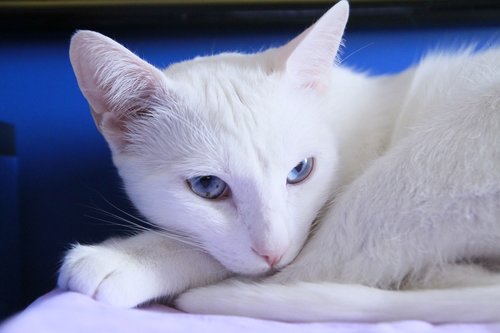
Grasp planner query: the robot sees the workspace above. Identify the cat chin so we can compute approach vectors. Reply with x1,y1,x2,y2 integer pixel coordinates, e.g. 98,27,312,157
217,257,272,277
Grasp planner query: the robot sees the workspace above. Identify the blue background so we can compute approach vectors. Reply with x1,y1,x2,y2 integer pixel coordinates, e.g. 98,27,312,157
1,22,499,317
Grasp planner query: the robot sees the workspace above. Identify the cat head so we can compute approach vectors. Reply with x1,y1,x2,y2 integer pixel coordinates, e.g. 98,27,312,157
69,1,349,276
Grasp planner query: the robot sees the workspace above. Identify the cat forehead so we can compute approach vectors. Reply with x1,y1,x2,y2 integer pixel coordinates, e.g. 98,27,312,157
142,53,322,174
164,52,276,105
164,54,290,137
164,52,274,78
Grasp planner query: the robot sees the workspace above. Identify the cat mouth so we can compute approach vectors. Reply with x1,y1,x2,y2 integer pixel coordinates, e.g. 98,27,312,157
242,266,282,279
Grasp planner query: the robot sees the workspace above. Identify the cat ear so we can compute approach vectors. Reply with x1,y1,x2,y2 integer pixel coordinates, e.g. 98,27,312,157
281,0,349,90
69,30,172,153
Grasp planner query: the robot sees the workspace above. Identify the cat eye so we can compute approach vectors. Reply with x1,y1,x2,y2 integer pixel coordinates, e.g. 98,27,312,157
187,175,229,199
287,157,314,184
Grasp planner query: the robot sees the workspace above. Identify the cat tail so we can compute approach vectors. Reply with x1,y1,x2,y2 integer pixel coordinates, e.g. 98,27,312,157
176,280,500,323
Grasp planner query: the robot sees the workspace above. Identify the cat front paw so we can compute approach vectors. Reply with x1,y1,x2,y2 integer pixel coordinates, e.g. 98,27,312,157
58,243,162,308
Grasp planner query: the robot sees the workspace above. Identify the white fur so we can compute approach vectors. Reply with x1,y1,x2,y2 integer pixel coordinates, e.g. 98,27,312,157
58,232,229,307
59,0,500,323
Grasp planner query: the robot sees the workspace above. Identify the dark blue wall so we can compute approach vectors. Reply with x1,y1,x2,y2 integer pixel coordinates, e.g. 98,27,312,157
1,24,498,317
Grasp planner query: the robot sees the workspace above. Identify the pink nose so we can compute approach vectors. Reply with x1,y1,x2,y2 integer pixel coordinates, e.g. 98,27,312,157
251,247,283,268
262,255,281,267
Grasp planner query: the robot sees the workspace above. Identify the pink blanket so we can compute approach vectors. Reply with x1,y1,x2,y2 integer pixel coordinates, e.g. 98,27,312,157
2,290,499,333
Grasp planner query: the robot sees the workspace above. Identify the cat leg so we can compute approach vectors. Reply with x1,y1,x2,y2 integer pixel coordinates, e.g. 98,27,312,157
175,277,500,322
408,262,500,289
58,230,230,308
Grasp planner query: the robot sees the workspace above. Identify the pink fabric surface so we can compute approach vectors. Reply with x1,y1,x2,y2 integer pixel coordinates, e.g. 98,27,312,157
1,290,499,333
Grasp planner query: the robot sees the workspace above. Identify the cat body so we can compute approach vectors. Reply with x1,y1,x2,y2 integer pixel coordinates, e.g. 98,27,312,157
59,1,500,322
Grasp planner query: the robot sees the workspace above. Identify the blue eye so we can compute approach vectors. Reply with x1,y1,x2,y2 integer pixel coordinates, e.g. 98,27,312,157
187,175,229,199
287,158,314,184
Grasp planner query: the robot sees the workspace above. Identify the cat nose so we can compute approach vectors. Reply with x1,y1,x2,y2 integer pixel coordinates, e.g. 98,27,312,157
262,254,282,267
251,247,283,267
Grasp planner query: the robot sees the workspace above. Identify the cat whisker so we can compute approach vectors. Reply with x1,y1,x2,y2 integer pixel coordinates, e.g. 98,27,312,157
83,205,153,230
85,214,210,256
83,214,148,236
84,200,210,255
100,200,144,221
94,198,158,230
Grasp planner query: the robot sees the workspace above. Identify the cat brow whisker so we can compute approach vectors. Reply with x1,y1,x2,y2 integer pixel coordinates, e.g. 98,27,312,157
339,42,375,64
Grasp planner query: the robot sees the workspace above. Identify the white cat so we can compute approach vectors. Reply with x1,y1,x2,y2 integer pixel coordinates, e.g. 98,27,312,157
58,0,500,323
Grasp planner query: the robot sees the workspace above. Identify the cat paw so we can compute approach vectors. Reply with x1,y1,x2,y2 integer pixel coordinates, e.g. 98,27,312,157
58,243,159,308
